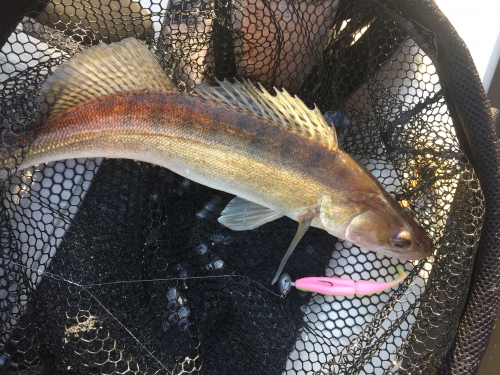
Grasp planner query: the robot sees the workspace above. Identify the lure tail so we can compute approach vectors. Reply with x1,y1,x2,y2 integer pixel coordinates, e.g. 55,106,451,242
294,266,407,296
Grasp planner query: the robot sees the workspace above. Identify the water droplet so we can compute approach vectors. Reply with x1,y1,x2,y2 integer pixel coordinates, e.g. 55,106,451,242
300,305,311,314
222,236,234,245
176,264,188,279
204,202,215,211
181,178,190,188
149,193,159,201
211,195,222,205
196,243,208,255
196,210,207,219
161,321,170,332
213,260,224,269
178,318,189,330
205,263,213,270
166,288,179,301
178,306,190,318
277,273,292,296
177,295,186,306
212,234,224,244
168,313,179,324
306,245,315,254
0,354,11,368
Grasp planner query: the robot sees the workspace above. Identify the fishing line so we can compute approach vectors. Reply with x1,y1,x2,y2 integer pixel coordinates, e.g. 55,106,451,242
81,275,244,288
7,170,87,225
3,258,284,369
4,259,283,295
81,285,173,374
8,184,72,221
2,259,171,371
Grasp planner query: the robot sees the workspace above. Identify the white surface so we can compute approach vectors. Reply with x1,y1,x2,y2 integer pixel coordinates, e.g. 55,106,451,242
0,24,65,82
0,22,104,341
138,0,170,38
284,34,460,374
435,0,500,92
1,159,101,342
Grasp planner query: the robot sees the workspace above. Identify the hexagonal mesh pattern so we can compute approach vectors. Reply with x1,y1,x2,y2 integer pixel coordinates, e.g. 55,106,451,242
0,0,488,374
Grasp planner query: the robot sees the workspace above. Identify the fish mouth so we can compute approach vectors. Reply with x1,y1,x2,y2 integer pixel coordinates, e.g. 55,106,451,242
376,241,432,261
343,230,431,261
389,252,428,261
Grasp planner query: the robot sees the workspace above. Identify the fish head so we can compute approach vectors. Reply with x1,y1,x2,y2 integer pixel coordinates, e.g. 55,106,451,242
320,192,431,261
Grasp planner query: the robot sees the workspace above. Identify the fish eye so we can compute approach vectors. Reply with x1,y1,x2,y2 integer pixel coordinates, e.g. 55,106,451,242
390,231,412,249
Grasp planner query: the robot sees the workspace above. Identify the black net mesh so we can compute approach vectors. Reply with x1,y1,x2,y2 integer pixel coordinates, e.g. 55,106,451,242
0,0,497,374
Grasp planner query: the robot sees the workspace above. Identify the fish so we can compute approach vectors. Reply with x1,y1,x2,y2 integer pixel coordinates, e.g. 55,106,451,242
3,38,431,284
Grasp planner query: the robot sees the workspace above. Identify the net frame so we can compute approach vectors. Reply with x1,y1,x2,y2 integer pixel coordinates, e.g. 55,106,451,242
0,0,497,374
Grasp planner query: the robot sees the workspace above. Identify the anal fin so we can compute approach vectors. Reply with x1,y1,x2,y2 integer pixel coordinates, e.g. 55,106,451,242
218,197,284,231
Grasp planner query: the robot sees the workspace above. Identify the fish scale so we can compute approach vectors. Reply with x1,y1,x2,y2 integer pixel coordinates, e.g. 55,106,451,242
7,37,430,284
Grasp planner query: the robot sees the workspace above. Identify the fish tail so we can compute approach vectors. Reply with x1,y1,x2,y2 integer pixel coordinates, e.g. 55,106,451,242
39,38,178,122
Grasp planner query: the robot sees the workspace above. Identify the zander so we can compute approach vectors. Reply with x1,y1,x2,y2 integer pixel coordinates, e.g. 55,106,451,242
9,38,430,283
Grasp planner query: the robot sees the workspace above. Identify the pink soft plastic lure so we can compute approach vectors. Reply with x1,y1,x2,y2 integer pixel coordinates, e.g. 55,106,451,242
279,266,407,296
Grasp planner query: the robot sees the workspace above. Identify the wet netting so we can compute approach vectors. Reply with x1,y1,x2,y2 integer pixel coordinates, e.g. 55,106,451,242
0,0,498,374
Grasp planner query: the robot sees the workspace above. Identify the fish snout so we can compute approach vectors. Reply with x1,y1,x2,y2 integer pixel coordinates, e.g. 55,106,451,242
413,233,432,260
390,230,432,261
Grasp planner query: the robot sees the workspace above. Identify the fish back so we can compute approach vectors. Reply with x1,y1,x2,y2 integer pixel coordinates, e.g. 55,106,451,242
195,80,338,151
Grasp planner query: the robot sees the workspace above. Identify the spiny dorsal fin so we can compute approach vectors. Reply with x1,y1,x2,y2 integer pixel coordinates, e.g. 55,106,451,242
40,38,177,122
195,80,338,150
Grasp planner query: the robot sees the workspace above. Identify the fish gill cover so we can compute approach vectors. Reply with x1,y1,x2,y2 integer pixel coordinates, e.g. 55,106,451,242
0,0,492,374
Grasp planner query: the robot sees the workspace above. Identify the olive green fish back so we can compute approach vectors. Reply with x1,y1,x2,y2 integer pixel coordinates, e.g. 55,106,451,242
196,80,338,150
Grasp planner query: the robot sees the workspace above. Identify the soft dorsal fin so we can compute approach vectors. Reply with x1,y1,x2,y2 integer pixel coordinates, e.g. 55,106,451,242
40,38,177,122
195,80,338,151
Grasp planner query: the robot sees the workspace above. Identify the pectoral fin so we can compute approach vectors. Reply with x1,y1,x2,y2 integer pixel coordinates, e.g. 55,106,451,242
271,217,313,285
218,197,284,231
